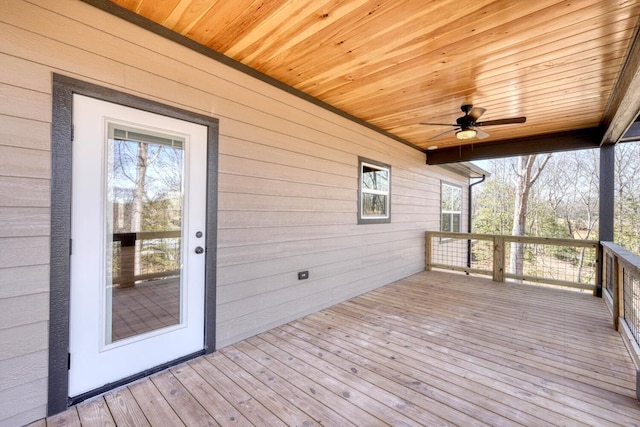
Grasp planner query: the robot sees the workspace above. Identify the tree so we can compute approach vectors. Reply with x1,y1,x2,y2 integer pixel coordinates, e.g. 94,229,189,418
473,178,514,235
509,154,551,276
615,142,640,253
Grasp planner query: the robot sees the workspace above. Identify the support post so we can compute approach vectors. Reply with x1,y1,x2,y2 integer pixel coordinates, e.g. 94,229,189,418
598,144,615,297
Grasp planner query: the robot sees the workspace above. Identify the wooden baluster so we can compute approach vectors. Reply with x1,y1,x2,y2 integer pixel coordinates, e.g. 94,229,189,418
493,236,505,282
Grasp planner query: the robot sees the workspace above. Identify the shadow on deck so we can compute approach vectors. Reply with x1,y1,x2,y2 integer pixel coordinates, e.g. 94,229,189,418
35,271,640,426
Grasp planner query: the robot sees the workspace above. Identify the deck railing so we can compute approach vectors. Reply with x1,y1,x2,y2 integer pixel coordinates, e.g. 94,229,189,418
602,242,640,369
425,231,600,292
112,230,181,287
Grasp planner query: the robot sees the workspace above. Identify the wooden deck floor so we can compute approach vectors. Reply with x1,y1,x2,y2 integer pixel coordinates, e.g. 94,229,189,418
33,271,640,426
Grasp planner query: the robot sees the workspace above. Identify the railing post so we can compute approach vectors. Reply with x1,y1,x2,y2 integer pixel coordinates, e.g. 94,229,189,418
615,255,623,331
425,232,432,271
118,232,136,288
602,251,620,331
595,243,603,297
493,236,505,282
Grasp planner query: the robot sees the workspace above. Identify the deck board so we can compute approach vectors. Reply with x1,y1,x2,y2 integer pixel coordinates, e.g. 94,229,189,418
127,377,185,426
319,303,625,425
75,397,115,426
37,271,640,426
169,363,252,426
223,341,360,426
103,387,150,427
188,356,288,427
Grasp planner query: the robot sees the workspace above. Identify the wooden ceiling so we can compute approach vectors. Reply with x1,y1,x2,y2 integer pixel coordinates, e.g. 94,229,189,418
97,0,640,163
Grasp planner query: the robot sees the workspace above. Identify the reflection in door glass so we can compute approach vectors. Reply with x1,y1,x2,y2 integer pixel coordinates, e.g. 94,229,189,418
106,125,184,343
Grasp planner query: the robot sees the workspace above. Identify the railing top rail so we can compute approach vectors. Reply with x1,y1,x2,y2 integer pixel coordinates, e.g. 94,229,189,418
113,230,181,241
426,230,599,248
602,241,640,276
425,231,499,240
503,235,599,248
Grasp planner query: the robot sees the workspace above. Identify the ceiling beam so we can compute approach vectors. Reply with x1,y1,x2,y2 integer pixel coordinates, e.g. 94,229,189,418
621,119,640,142
600,19,640,145
426,128,601,165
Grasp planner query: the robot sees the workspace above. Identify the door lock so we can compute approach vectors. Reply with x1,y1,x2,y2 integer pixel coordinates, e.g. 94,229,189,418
195,246,204,254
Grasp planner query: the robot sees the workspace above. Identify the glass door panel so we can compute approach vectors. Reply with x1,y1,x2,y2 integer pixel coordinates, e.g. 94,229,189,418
106,125,185,343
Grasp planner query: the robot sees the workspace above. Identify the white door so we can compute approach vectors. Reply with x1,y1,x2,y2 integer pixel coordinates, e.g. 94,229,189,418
69,95,208,397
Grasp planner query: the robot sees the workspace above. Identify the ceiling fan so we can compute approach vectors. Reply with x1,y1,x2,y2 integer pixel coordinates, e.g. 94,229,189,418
420,104,526,140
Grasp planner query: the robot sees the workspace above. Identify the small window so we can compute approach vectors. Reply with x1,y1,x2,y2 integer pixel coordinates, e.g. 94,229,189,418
358,157,391,224
441,182,462,232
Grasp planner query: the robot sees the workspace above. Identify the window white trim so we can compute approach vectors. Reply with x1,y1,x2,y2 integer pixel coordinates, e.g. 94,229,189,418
358,157,391,224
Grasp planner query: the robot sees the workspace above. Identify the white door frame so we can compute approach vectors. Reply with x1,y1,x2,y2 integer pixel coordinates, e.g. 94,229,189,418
48,74,218,414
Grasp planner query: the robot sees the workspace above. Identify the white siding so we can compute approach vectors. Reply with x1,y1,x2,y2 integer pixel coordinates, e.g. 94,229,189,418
0,1,470,424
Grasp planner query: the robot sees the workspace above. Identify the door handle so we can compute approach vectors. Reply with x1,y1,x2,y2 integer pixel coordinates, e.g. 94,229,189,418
195,246,204,254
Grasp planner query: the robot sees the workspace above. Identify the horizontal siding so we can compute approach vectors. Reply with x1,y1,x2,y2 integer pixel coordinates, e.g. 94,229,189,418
0,1,471,424
0,292,49,330
0,350,48,392
0,146,50,179
0,115,50,151
0,236,49,269
0,83,51,122
0,378,47,427
219,152,353,189
0,207,50,238
0,265,49,299
0,407,47,427
0,321,48,361
218,174,354,200
0,177,50,207
218,228,422,267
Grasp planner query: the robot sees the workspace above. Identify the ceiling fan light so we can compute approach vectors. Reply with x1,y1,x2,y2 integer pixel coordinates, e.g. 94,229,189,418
456,128,477,140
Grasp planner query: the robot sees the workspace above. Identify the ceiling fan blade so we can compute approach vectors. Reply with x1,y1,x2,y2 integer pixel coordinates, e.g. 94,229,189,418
429,128,458,140
476,117,526,126
420,122,457,126
476,128,490,139
468,107,486,121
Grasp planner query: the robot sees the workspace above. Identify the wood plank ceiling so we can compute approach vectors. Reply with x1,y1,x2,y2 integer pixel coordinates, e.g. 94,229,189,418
101,0,640,163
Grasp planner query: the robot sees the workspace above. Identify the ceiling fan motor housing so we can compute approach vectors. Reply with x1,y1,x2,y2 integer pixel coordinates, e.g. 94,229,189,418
458,104,476,125
457,116,473,126
461,104,474,114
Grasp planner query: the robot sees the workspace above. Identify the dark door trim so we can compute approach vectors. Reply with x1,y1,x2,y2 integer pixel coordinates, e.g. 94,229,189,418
49,74,218,415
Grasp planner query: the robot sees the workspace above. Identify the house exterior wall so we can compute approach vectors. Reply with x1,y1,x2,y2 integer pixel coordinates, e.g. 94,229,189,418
0,1,470,425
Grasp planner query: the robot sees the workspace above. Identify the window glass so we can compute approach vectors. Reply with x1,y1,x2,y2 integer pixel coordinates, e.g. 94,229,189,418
453,213,461,232
359,158,391,223
442,213,451,232
441,184,452,210
362,165,389,191
363,193,387,216
441,183,462,232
